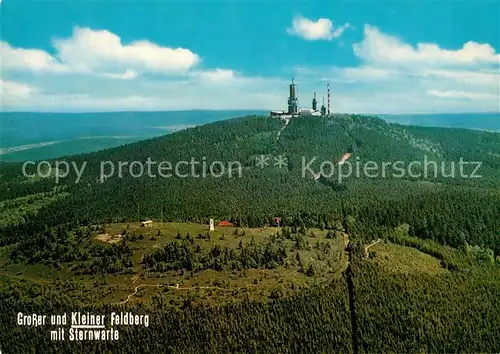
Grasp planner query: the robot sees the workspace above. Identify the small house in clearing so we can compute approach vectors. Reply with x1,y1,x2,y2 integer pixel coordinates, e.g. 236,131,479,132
140,220,153,227
217,220,233,227
271,217,282,227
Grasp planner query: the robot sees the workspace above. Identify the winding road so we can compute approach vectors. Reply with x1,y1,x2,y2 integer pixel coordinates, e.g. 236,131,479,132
116,283,235,305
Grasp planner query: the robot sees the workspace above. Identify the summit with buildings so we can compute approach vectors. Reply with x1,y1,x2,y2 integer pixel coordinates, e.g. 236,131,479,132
270,78,331,119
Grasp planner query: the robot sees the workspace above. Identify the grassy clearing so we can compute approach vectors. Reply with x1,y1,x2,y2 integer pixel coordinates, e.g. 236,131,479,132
368,242,448,276
2,222,348,307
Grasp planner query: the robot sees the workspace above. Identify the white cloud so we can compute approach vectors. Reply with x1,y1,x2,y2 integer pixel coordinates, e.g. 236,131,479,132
1,80,37,98
1,42,67,73
190,69,235,83
426,90,498,100
338,66,395,82
1,80,40,109
53,27,199,73
0,73,288,112
1,27,200,77
1,26,287,112
294,25,499,113
418,69,499,88
2,24,498,114
287,16,351,41
353,25,500,68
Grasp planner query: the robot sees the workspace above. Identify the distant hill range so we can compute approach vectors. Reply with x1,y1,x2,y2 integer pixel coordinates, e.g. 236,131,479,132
381,112,500,132
1,111,498,161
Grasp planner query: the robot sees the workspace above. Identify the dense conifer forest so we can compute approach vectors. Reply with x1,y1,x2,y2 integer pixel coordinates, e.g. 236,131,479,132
1,115,499,353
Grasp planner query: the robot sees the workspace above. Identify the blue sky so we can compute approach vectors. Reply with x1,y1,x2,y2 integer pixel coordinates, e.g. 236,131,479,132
1,0,499,113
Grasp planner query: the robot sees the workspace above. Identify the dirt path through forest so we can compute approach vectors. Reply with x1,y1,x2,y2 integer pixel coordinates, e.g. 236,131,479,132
277,118,290,140
364,239,382,258
116,283,236,305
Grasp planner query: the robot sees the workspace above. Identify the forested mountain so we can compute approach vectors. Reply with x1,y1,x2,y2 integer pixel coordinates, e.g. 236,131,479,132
1,114,500,353
2,114,500,251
